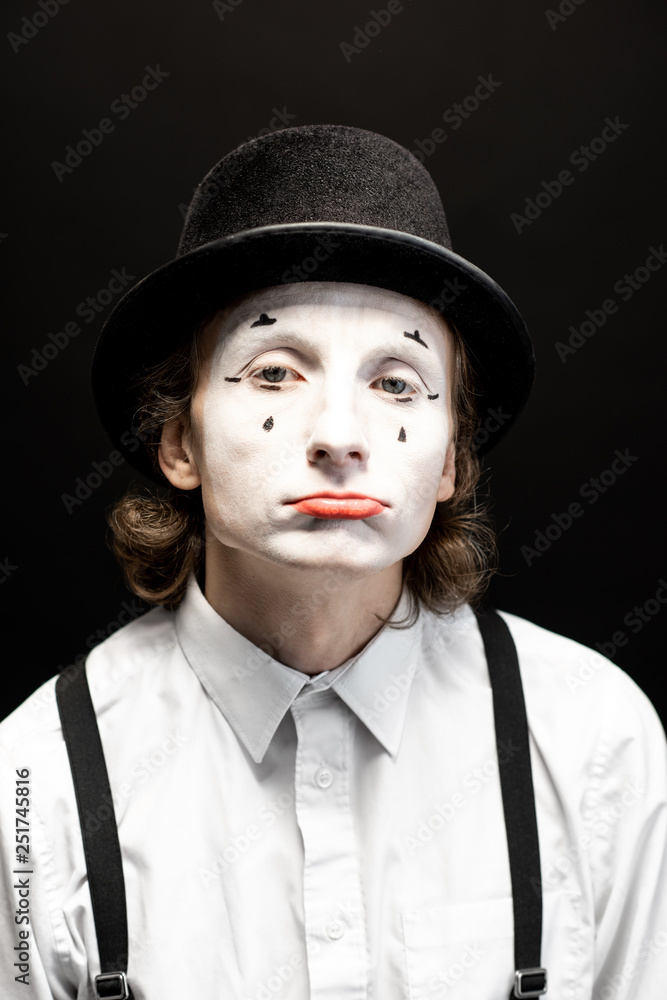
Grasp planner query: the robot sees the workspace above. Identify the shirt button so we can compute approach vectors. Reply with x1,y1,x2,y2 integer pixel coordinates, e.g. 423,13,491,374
315,766,333,789
326,919,344,940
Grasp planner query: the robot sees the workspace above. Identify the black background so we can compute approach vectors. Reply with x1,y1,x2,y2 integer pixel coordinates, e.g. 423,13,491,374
2,0,666,723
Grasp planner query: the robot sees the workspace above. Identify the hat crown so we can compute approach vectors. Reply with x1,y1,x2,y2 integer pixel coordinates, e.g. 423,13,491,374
177,124,451,256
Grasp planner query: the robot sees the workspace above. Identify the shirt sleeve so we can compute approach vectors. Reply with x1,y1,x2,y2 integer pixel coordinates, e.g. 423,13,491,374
590,670,667,999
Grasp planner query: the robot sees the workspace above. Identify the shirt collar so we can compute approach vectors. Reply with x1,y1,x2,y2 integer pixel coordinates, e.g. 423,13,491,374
175,572,424,763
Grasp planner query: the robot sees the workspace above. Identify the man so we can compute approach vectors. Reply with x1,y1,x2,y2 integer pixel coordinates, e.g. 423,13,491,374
1,125,666,1000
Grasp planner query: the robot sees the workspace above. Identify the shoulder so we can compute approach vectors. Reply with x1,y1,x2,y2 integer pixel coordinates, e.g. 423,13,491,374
421,602,666,760
498,609,666,763
498,607,657,702
0,603,178,754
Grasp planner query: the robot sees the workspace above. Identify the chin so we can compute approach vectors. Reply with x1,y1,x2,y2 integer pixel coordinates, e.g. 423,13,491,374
267,534,398,576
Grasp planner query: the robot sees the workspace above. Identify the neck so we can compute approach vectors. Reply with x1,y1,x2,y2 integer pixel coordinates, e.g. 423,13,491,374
202,538,404,675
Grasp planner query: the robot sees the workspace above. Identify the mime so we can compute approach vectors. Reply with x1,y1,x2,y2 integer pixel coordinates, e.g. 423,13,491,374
0,124,666,1000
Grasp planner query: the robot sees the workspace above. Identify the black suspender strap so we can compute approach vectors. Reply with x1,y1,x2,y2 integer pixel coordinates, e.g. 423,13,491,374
54,611,545,999
55,663,135,1000
475,607,548,998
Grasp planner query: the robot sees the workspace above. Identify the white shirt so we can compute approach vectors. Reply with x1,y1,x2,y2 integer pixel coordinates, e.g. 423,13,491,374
1,572,666,1000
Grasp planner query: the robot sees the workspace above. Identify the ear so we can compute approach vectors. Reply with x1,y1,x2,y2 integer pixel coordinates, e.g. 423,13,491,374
158,417,202,490
436,439,456,503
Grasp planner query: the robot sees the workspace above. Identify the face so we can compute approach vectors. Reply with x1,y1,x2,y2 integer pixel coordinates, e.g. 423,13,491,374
165,282,456,580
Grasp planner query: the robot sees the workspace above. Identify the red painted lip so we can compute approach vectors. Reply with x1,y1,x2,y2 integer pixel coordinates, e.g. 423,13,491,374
286,492,388,520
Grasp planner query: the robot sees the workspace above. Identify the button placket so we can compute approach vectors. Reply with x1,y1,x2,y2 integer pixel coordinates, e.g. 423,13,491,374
291,691,367,997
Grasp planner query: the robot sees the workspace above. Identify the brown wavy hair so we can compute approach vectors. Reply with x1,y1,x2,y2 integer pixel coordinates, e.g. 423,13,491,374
106,300,497,626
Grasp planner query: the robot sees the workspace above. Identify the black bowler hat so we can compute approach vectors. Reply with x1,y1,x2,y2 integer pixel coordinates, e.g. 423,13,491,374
91,123,534,482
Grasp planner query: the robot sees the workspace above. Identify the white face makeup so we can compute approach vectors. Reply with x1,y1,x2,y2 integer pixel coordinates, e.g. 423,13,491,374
188,281,456,580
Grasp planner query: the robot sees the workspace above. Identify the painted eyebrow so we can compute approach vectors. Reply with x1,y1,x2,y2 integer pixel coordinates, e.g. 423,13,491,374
404,329,429,349
250,313,277,327
227,329,442,372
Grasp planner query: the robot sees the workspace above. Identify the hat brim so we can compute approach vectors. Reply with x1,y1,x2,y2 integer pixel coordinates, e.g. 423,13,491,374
91,222,535,483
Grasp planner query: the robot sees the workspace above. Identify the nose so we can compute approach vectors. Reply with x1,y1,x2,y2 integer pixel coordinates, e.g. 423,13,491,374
304,386,371,468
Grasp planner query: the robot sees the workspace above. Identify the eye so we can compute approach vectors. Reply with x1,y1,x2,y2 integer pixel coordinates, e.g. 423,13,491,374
376,376,416,397
248,365,418,397
380,377,405,394
250,365,298,383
